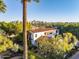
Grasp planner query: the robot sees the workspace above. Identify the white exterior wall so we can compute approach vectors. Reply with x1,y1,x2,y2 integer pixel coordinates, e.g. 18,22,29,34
30,29,59,45
31,32,45,45
33,32,45,40
52,30,56,35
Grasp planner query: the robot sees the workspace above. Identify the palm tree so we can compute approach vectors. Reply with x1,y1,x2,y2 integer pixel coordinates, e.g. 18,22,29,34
23,0,39,59
0,0,6,13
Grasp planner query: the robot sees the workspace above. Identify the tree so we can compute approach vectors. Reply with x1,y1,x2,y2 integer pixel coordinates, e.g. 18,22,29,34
22,0,39,59
36,32,78,59
26,21,32,31
15,21,22,34
0,22,16,35
0,34,19,53
0,0,6,13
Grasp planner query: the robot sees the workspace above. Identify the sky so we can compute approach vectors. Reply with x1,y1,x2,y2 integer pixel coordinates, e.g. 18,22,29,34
0,0,79,22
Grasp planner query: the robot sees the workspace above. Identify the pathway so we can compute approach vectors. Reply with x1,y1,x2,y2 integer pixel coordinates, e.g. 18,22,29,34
69,51,79,59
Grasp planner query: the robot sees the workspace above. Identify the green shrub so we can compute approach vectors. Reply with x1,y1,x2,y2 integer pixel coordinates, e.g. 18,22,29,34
36,32,78,59
29,51,44,59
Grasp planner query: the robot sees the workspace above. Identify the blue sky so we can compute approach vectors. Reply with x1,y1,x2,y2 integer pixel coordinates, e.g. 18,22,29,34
0,0,79,22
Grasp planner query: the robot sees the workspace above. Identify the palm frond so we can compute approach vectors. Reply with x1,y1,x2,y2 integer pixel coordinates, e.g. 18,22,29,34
21,0,39,3
0,0,6,13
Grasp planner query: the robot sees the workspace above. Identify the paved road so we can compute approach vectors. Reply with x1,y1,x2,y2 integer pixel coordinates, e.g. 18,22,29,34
0,55,21,59
10,56,22,59
70,51,79,59
0,55,3,59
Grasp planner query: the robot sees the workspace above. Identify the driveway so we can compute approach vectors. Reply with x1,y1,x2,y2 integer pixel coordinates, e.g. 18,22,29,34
10,56,22,59
69,51,79,59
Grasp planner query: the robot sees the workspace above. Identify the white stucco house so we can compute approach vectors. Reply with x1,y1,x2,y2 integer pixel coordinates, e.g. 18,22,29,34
29,28,59,45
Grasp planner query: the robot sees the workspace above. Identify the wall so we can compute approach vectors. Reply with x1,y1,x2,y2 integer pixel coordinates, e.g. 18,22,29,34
30,32,45,45
30,29,59,45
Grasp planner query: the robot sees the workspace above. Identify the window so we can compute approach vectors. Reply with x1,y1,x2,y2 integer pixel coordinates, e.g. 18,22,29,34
50,32,52,34
35,34,37,37
44,32,46,35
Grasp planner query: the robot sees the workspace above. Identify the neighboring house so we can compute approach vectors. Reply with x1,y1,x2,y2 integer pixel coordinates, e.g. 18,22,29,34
29,28,59,45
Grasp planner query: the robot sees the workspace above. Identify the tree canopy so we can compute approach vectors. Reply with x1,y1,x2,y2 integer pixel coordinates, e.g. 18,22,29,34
0,0,6,13
0,34,19,53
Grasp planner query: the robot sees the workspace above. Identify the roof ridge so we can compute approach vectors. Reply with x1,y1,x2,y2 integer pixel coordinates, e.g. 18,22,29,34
31,28,56,33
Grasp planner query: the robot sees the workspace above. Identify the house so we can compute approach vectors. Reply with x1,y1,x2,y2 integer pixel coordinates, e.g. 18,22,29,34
29,28,59,45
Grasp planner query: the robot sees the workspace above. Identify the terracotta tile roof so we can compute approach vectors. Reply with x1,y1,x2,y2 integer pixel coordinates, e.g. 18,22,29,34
31,28,56,33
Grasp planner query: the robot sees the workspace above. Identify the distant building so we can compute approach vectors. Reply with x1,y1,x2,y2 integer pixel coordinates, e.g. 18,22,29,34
29,28,59,45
